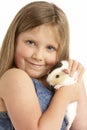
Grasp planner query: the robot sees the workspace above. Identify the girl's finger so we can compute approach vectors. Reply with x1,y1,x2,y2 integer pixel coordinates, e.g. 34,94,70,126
69,60,79,76
77,64,85,81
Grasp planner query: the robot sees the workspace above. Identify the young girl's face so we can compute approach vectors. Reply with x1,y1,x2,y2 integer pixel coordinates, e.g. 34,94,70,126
14,24,60,79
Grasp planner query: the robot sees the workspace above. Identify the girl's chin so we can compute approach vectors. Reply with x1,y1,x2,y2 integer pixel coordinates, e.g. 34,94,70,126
26,71,45,79
25,68,50,79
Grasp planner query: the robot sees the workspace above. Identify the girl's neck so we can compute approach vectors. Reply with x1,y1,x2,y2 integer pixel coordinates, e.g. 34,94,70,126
38,75,49,87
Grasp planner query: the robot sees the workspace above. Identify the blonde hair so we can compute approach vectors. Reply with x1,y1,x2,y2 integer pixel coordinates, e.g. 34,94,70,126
0,1,69,77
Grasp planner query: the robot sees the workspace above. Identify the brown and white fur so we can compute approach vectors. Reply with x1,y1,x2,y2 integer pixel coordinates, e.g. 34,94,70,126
47,60,78,130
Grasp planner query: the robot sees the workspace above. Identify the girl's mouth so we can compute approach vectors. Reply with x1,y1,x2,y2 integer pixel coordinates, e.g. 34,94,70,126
29,61,45,67
25,60,46,70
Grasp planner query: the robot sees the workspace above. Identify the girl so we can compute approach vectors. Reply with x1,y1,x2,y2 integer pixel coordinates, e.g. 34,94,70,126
0,1,87,130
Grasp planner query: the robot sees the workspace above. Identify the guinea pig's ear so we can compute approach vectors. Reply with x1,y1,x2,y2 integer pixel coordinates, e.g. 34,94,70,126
53,61,63,69
57,61,63,68
49,61,63,73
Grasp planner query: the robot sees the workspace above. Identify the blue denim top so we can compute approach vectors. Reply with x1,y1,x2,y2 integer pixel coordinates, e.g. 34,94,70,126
0,78,68,130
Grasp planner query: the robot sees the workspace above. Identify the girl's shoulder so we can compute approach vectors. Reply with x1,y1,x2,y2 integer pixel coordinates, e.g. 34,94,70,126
1,68,29,80
0,68,32,84
0,68,34,98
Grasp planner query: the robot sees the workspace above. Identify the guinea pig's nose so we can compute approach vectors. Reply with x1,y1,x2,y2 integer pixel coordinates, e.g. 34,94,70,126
62,69,70,74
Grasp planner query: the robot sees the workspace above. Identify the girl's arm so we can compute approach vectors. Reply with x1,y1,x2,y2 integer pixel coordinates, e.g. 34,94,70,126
70,80,87,130
68,59,87,130
0,68,80,130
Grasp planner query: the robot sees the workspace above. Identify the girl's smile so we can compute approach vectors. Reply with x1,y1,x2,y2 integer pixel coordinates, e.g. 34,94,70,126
25,59,46,70
15,23,60,78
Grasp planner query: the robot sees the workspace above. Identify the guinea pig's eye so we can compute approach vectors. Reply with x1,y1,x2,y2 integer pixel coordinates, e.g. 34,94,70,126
55,75,59,78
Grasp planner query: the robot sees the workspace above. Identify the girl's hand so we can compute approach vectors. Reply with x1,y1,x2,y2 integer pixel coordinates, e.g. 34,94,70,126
68,59,85,82
55,59,85,104
67,59,85,102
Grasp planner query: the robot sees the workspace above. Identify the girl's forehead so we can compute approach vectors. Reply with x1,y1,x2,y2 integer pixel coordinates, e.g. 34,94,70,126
29,23,59,36
20,23,61,44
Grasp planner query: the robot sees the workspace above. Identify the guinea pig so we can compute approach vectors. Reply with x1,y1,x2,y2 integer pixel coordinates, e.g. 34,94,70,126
47,60,78,130
47,60,78,89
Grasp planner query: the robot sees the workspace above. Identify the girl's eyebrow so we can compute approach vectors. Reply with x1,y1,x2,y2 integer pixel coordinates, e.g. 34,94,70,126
47,43,59,48
23,34,37,41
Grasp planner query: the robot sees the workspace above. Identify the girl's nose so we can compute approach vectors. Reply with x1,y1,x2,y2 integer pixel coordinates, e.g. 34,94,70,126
32,49,43,61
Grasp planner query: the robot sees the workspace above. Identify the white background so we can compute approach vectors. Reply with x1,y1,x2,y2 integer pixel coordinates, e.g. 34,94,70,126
0,0,87,91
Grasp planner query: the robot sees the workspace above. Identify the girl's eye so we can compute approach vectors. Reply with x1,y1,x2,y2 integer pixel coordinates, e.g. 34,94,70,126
47,45,56,51
26,40,35,46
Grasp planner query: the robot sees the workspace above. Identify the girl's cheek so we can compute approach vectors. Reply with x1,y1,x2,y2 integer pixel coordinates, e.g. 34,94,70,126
46,58,57,66
46,53,59,66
